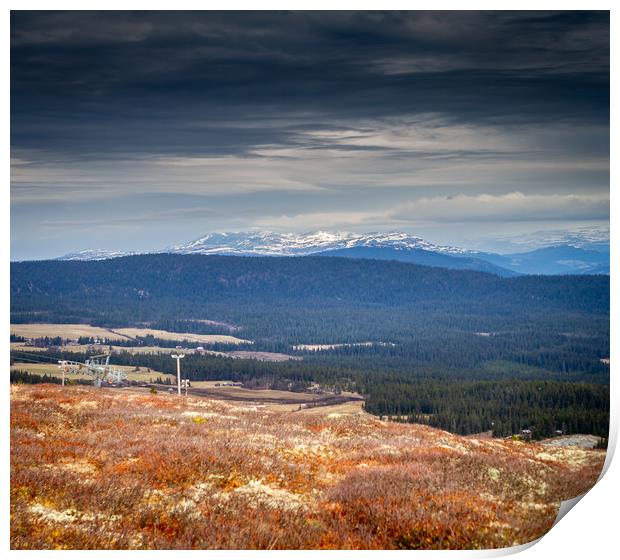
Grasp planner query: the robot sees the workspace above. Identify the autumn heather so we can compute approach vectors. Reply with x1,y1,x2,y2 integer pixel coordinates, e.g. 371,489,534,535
10,385,604,550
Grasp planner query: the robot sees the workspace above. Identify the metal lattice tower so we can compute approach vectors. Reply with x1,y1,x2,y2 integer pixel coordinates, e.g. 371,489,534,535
58,353,127,387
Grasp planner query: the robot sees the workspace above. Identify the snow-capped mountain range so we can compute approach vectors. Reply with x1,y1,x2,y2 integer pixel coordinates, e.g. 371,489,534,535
59,249,140,261
57,228,609,276
490,225,610,253
168,231,473,257
59,232,471,261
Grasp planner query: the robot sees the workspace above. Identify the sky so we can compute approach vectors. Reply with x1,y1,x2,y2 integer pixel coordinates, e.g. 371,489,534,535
10,11,610,260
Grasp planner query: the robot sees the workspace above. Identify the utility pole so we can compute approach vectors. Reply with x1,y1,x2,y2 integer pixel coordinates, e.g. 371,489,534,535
171,353,185,395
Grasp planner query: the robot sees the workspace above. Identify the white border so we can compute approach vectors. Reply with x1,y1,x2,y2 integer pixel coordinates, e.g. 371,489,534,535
3,2,615,557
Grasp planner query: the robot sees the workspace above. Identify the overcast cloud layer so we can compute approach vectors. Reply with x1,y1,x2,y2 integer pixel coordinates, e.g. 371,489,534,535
11,11,609,259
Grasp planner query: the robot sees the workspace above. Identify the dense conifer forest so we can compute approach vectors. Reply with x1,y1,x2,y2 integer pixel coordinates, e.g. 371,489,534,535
10,254,610,438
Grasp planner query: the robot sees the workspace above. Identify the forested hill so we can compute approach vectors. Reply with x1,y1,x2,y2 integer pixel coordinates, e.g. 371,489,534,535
11,254,610,435
11,253,609,314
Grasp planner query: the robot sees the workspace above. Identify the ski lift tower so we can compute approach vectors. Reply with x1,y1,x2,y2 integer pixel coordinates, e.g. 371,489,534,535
58,353,127,387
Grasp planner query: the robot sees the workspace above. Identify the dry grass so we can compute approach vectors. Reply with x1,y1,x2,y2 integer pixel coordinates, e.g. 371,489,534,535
111,328,250,345
188,380,240,388
11,343,51,352
189,383,325,402
11,384,605,550
11,324,252,345
11,344,294,364
185,383,364,413
11,342,180,355
297,401,365,416
11,363,174,383
11,324,130,341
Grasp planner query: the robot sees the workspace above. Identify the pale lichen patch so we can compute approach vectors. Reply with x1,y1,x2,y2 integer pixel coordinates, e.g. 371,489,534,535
29,503,120,524
215,479,311,512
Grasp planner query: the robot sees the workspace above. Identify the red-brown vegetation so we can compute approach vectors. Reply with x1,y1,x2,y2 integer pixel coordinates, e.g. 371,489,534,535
10,384,605,550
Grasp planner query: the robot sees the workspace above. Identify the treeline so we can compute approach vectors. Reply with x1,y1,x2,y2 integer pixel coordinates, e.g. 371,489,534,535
10,369,87,385
362,378,609,439
10,255,609,376
11,254,610,323
13,328,609,379
148,319,237,336
9,254,609,438
10,348,610,439
73,334,252,351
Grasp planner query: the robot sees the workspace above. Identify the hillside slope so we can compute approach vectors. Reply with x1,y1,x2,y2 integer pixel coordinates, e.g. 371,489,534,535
315,246,516,276
10,254,609,316
10,385,605,550
477,245,610,275
10,254,610,386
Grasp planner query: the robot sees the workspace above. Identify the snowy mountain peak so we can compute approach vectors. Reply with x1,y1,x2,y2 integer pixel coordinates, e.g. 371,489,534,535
166,231,471,257
57,231,476,261
58,249,138,261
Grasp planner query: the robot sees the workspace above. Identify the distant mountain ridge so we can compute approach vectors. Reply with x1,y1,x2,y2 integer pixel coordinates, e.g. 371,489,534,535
489,226,610,254
59,249,140,261
56,229,610,276
476,245,610,276
313,246,515,276
168,231,474,256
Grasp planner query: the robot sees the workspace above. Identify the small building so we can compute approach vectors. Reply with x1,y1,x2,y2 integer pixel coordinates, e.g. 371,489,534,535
520,429,532,441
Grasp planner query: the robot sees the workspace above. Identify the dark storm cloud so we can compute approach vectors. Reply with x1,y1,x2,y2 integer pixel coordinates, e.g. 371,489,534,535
11,11,609,159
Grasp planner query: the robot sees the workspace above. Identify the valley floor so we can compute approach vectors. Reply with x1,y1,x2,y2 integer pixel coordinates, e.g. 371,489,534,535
10,384,605,550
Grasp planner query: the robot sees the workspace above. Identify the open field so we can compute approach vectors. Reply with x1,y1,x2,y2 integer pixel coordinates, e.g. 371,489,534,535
188,382,316,401
11,324,252,345
245,400,367,418
11,384,605,550
11,343,50,352
187,382,361,407
11,363,174,383
11,343,297,363
253,401,366,414
296,400,365,416
11,343,232,357
111,328,251,345
11,324,130,341
11,343,185,355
